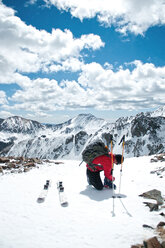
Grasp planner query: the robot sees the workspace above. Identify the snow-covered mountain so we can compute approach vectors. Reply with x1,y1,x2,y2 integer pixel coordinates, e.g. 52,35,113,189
150,106,165,118
0,116,44,133
0,107,165,159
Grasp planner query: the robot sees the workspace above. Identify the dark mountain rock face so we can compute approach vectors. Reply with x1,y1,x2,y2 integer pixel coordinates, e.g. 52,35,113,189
131,114,163,137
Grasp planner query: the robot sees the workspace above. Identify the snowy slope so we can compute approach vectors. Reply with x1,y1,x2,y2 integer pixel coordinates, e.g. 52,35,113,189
0,156,164,248
150,106,165,117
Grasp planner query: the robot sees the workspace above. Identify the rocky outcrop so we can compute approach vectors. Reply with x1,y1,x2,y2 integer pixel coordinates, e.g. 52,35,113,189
131,189,165,247
139,189,164,207
0,156,41,174
0,156,63,175
131,222,165,248
150,155,165,178
151,154,165,163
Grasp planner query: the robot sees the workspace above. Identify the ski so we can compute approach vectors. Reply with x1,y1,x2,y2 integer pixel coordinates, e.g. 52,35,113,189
37,180,51,203
57,181,68,207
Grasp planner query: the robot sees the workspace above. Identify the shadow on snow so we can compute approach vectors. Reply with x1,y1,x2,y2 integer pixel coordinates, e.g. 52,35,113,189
80,185,126,201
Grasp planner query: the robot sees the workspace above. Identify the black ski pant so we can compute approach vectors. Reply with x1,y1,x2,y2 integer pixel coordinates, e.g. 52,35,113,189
86,168,104,190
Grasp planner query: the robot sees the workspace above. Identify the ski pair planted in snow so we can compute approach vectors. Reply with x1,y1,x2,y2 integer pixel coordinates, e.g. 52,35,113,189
37,180,68,207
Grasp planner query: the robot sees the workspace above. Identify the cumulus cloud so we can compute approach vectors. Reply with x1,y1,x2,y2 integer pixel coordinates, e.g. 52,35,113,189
9,77,92,112
0,110,13,119
43,0,165,35
78,61,165,109
0,2,104,83
0,91,8,105
49,58,84,72
4,61,165,114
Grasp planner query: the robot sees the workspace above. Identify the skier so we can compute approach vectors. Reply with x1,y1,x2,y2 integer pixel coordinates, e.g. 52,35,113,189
86,153,123,190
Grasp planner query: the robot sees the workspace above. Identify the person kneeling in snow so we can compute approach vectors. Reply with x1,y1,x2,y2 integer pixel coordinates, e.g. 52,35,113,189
86,154,123,190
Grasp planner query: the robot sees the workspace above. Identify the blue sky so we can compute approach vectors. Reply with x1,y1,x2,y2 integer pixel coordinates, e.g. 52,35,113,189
0,0,165,123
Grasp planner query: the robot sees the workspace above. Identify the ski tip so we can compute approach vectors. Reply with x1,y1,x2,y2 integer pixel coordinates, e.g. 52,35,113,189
57,181,63,188
46,179,51,187
37,198,45,203
61,202,69,207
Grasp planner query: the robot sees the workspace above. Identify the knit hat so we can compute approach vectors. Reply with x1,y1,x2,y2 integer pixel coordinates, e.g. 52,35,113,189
115,154,124,164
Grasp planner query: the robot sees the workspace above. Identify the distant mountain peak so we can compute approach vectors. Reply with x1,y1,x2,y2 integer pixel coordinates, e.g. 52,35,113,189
150,106,165,118
73,113,105,122
0,115,43,134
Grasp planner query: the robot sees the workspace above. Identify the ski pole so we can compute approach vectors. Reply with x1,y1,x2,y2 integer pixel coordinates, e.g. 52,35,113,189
79,160,83,166
118,135,125,194
110,137,116,217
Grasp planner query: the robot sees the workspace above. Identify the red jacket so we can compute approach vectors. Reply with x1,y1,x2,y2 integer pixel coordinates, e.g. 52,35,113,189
86,153,115,181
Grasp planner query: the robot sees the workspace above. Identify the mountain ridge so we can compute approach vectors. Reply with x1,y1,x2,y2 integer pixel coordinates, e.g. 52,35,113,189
0,107,165,159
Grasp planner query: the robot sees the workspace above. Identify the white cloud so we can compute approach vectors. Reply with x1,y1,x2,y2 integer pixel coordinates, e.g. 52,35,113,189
43,0,165,35
9,77,92,111
25,0,38,5
0,110,13,119
3,61,165,114
49,58,84,72
0,91,8,105
0,2,104,83
78,61,165,109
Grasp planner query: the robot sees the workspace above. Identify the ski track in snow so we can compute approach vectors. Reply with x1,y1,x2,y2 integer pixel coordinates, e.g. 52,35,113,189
0,156,165,248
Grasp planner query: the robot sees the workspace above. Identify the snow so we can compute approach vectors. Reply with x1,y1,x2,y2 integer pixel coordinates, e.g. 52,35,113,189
151,106,165,118
0,156,165,248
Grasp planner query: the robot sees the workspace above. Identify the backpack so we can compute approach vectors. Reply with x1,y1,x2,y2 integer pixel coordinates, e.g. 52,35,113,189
82,140,110,171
